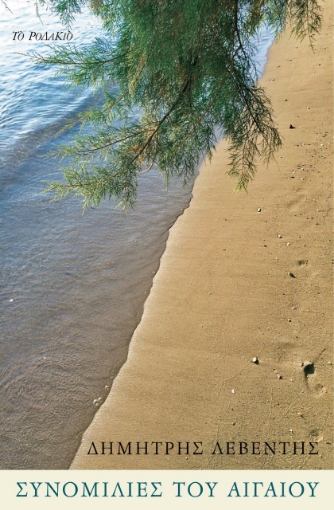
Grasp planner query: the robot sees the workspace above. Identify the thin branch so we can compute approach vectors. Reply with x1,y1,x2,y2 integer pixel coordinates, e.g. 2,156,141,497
138,160,155,174
76,128,155,154
1,0,12,13
172,86,223,153
130,77,192,164
31,51,127,67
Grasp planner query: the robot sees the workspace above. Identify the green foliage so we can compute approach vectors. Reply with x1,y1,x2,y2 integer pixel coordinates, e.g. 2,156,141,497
34,0,322,209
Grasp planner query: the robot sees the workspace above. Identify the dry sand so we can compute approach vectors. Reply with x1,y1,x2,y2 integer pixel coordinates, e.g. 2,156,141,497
72,0,333,470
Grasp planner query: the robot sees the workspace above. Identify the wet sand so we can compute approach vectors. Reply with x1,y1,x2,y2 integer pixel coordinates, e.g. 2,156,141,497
71,0,333,470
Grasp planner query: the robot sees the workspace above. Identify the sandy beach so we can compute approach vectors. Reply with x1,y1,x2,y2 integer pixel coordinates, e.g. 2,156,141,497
71,0,333,470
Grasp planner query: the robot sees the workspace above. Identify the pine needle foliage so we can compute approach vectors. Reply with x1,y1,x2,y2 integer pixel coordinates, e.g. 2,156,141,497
34,0,322,209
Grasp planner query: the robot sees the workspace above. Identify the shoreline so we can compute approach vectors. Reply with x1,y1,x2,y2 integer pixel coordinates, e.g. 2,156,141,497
71,0,333,470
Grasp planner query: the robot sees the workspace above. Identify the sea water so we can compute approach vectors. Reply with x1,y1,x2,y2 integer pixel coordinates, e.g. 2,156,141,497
0,1,274,469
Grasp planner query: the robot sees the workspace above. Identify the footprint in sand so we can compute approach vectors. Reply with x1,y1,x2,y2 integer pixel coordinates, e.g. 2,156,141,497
302,362,327,397
309,428,324,443
286,192,307,213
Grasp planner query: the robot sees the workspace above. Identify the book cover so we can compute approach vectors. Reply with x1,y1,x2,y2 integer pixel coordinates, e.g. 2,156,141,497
1,0,332,508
